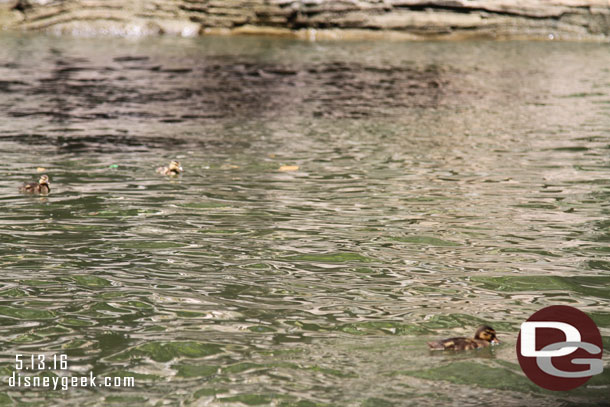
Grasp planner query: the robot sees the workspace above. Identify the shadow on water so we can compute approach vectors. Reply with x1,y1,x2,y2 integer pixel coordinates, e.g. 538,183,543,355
0,133,254,153
2,49,451,125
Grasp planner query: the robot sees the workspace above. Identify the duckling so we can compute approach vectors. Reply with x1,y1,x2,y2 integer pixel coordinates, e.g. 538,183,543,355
427,325,500,351
19,174,50,194
156,160,183,176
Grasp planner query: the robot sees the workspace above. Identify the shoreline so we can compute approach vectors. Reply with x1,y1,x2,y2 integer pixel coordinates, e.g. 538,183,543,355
1,0,609,42
1,23,609,43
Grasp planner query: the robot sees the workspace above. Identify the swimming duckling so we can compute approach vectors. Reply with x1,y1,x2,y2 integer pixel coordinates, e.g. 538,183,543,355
156,160,183,176
427,325,500,351
19,174,50,194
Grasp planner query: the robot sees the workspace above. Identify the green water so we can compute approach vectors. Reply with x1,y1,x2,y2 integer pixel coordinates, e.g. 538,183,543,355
0,34,608,406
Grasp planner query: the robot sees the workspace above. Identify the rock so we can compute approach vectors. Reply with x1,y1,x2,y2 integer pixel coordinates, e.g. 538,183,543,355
0,0,608,40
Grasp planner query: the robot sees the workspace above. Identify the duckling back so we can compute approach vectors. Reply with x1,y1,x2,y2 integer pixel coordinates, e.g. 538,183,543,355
19,182,38,193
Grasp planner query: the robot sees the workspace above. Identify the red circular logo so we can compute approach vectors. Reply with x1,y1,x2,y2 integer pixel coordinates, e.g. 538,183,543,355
516,305,603,391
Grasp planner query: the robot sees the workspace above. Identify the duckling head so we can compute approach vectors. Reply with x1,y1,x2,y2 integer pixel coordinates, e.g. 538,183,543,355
475,325,499,344
169,160,183,173
39,174,50,184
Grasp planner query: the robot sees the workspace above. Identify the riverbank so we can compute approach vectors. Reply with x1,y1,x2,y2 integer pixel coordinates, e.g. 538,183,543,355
1,0,609,41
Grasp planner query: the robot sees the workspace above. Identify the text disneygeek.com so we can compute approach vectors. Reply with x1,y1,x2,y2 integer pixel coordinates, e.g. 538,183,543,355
6,354,135,390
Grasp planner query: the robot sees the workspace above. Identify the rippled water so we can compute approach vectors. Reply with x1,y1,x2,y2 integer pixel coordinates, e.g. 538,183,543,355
0,34,609,406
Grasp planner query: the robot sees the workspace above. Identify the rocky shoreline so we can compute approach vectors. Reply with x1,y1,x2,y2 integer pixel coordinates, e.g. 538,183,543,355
1,0,609,41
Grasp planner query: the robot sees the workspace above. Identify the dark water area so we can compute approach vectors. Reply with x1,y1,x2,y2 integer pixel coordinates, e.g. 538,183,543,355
0,34,609,406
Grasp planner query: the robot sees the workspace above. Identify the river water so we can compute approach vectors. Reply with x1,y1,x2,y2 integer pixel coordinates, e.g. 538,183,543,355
0,34,608,406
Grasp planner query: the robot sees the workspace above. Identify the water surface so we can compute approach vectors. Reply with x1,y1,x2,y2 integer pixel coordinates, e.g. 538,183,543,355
0,34,609,406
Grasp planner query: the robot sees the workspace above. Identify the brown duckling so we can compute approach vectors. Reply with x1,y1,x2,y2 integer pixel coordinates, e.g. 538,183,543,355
427,325,500,351
156,160,183,176
19,174,50,194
